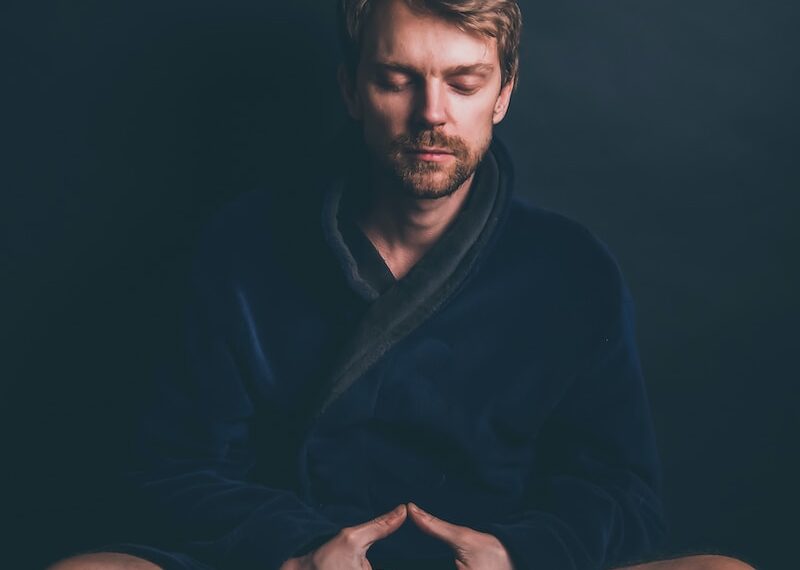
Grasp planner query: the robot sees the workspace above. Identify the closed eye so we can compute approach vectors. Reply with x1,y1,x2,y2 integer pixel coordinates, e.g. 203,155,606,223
372,68,416,93
376,80,413,93
450,83,480,95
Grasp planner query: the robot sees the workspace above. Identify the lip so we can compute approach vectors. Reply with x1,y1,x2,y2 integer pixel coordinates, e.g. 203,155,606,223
410,147,453,154
407,147,455,162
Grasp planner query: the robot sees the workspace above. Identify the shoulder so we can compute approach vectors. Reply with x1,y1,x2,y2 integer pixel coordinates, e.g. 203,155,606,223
489,137,620,283
498,196,630,324
507,197,623,276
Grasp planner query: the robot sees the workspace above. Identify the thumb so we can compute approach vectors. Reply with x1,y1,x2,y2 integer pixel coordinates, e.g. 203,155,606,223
407,502,463,550
348,504,407,550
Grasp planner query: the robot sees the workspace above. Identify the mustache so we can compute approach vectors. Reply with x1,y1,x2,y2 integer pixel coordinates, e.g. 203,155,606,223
391,131,469,157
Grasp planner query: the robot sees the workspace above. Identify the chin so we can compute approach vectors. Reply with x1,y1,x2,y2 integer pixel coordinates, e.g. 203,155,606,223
401,173,465,199
392,160,464,197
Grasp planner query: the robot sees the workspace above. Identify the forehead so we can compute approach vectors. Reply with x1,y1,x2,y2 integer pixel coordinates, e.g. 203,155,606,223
361,0,499,73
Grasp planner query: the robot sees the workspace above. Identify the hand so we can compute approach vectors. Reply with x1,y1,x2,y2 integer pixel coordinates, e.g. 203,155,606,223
406,502,515,570
279,504,407,570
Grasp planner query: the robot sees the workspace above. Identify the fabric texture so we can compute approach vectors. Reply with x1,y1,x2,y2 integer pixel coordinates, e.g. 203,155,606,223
112,132,667,570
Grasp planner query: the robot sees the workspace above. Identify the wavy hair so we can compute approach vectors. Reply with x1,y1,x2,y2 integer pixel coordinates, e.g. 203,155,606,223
338,0,522,90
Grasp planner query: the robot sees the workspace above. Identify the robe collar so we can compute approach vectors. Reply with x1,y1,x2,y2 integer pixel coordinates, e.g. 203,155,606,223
316,136,514,418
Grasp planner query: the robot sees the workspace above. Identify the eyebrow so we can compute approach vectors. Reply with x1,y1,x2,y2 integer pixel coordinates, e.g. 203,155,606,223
371,61,495,78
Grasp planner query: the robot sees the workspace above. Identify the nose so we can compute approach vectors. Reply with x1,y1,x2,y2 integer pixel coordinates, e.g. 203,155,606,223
413,80,447,128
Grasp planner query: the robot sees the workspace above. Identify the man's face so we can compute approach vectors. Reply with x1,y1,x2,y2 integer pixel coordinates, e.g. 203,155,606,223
340,0,514,199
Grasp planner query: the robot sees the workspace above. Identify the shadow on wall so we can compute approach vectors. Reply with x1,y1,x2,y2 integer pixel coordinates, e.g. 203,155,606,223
3,2,345,567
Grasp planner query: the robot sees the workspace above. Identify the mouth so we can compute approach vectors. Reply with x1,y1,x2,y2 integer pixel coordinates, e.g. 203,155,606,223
410,147,452,154
407,147,454,162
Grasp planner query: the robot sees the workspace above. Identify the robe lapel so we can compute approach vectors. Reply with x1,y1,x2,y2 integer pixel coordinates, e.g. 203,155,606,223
314,141,512,420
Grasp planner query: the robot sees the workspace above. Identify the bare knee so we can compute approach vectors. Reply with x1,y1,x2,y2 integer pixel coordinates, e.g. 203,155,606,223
618,554,755,570
47,552,163,570
683,555,756,570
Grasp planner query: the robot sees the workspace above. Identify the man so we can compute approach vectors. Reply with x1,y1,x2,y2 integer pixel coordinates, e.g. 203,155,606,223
50,1,753,569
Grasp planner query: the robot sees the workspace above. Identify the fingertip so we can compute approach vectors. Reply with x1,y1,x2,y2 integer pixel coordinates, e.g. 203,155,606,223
407,503,428,525
384,504,406,524
408,502,423,515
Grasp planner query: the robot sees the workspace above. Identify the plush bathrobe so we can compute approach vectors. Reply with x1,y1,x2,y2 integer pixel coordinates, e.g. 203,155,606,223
116,134,667,570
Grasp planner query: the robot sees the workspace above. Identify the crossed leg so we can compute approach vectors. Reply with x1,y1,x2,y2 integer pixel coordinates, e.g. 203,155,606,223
48,553,756,570
47,553,162,570
614,556,755,570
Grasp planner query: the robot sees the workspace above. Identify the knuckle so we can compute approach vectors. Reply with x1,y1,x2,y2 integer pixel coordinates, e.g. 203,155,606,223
375,513,393,526
339,527,360,547
374,510,397,527
488,539,506,556
453,529,468,544
310,549,324,566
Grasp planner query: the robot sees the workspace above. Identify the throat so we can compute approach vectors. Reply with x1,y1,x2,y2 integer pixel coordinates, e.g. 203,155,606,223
357,206,459,280
369,241,424,281
356,179,474,279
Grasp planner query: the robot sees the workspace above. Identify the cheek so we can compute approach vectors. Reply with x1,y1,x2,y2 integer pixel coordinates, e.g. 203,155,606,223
455,99,497,143
467,94,501,123
362,97,411,144
363,88,409,122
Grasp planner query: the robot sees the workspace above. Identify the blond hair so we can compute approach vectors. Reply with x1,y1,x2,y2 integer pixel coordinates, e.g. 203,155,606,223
338,0,522,89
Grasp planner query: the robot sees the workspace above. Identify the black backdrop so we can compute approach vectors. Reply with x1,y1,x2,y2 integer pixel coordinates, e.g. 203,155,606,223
3,1,797,569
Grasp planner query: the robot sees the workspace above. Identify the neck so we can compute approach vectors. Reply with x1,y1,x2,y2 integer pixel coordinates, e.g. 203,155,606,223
357,168,475,279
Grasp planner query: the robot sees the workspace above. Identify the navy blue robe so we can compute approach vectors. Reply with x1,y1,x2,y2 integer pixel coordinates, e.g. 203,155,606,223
111,137,666,570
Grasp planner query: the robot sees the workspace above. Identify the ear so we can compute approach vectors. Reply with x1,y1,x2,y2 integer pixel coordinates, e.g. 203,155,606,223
492,75,515,125
338,64,363,121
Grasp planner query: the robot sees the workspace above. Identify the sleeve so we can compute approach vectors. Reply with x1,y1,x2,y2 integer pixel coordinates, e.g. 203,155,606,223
123,231,341,570
481,278,668,570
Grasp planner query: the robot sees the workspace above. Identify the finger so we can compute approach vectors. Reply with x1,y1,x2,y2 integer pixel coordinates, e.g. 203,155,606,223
348,504,407,548
406,502,464,549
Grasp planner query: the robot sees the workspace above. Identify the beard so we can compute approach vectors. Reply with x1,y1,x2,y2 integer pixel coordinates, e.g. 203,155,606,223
378,130,491,199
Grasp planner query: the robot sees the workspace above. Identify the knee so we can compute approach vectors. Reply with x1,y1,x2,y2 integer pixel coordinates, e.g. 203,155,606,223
47,552,163,570
619,555,756,570
686,555,756,570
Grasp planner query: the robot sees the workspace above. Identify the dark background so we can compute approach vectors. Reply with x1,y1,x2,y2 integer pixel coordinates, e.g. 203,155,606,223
3,1,797,568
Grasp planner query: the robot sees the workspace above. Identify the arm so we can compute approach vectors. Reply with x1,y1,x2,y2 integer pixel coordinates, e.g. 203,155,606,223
124,235,340,570
126,358,340,570
481,281,668,570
